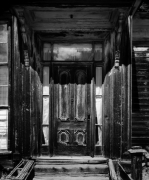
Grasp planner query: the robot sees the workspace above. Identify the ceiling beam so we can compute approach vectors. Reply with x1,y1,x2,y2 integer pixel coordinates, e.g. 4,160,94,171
129,0,143,16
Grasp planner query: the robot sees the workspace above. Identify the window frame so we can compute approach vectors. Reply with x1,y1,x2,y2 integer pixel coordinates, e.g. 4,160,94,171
0,22,11,151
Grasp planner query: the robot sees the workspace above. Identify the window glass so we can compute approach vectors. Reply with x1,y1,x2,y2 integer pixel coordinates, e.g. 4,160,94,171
42,97,49,125
42,126,49,145
95,67,102,146
0,24,8,150
0,87,8,106
0,66,8,85
94,44,102,61
43,43,51,61
43,67,49,95
53,44,93,61
0,25,7,43
0,43,8,63
96,67,102,95
0,110,8,150
0,66,8,106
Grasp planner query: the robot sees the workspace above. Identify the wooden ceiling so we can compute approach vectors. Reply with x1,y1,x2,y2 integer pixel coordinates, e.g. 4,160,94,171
11,0,148,42
12,0,135,7
133,1,149,42
20,6,127,42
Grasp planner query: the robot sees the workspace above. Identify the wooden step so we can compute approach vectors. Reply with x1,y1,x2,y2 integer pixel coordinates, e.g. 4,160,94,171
34,164,109,176
33,156,109,179
34,156,108,165
33,175,109,180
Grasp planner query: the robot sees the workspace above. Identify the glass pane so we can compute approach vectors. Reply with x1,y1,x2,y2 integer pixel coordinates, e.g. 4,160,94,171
0,66,8,85
0,109,8,150
96,98,102,146
42,126,49,145
94,44,102,61
0,86,8,105
0,43,8,63
43,43,51,61
0,25,7,43
96,67,102,95
43,67,49,95
42,97,49,125
53,44,93,61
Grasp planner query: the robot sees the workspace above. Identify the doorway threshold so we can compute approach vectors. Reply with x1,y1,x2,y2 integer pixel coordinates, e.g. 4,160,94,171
32,155,108,164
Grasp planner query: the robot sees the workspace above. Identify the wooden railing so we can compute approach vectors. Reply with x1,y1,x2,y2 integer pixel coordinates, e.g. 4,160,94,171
108,146,147,180
108,159,118,180
128,146,147,180
0,159,35,180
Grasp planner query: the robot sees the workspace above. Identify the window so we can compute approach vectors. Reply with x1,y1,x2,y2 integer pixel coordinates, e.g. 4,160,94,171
0,24,9,150
42,67,49,146
95,67,102,146
43,43,102,61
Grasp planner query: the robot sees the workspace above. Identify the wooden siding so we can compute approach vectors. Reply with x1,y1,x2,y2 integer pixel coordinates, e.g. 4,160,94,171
103,17,131,158
11,16,42,158
132,47,149,147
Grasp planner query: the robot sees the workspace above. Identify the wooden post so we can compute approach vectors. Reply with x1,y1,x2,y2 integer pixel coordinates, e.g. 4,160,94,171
128,146,147,180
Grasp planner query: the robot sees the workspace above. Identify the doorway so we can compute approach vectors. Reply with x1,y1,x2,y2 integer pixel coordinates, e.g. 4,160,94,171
52,63,92,155
41,43,103,156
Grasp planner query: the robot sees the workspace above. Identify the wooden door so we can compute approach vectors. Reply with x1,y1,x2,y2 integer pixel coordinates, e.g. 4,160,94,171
52,64,92,156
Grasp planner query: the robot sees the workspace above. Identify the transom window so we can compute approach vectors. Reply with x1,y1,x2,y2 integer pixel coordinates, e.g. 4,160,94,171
43,43,102,61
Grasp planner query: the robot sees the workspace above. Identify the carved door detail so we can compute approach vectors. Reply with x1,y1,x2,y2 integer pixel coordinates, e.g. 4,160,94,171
53,65,91,155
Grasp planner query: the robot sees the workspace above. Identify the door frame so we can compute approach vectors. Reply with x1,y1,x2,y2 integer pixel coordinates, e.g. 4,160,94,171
49,62,95,156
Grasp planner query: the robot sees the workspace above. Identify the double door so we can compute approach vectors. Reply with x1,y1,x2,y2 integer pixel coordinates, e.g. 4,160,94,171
52,63,93,156
41,63,98,156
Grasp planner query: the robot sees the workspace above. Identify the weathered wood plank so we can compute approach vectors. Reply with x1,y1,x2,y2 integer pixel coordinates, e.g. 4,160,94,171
108,159,118,180
109,68,114,158
121,64,129,156
132,45,149,147
113,68,121,158
103,74,110,157
12,16,21,157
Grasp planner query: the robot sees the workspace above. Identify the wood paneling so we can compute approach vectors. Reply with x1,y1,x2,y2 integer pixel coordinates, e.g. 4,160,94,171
103,18,131,158
11,16,42,158
14,0,134,7
132,47,149,147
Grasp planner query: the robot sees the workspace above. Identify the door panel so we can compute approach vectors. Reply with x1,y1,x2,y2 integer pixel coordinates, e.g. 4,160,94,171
58,70,70,121
75,70,86,121
53,64,92,156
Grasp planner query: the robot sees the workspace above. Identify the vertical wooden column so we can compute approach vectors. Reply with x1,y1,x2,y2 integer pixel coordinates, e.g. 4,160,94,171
128,147,146,180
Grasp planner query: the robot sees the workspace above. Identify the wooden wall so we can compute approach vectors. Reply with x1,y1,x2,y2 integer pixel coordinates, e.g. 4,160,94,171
10,16,42,159
132,46,149,148
102,17,132,159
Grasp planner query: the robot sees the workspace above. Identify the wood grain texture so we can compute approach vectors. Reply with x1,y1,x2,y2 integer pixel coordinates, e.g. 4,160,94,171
53,64,92,156
132,47,149,147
